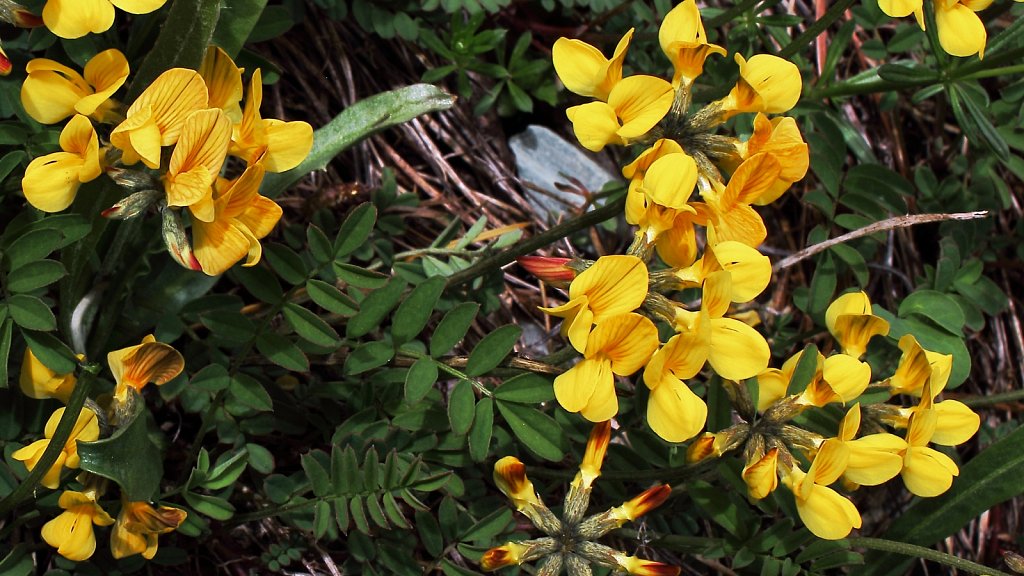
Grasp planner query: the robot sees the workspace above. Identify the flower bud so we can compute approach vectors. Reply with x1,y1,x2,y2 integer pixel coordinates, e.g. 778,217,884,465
161,208,201,271
105,166,158,191
0,44,10,76
614,554,681,576
0,1,42,27
517,256,577,284
102,189,163,220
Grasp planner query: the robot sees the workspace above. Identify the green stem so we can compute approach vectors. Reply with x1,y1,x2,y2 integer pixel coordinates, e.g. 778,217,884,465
397,349,493,397
847,537,1011,576
778,0,856,60
444,195,626,290
0,369,97,517
706,0,761,29
962,63,1024,80
229,497,316,524
959,388,1024,408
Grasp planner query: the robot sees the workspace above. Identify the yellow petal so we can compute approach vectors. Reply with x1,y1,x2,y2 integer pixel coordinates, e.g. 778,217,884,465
659,0,725,85
742,448,779,499
708,317,770,380
756,368,787,411
110,0,168,14
721,153,781,207
845,434,906,486
710,240,771,303
586,313,659,375
78,48,129,117
20,348,77,402
566,101,622,152
794,483,862,540
609,75,674,139
579,367,620,422
119,68,209,149
929,400,979,446
554,357,609,414
647,374,707,443
655,213,699,268
262,119,314,172
552,30,633,101
821,354,871,403
43,0,114,39
199,45,244,121
879,0,923,16
935,1,986,57
23,152,85,212
901,446,958,497
641,153,698,209
165,109,232,207
43,509,97,561
809,440,849,486
107,336,185,394
723,54,802,115
21,59,90,124
235,195,282,240
570,255,649,323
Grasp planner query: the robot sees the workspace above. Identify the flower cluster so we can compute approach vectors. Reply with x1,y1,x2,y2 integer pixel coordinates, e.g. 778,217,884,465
521,0,981,542
535,0,805,444
13,335,188,561
19,45,313,275
481,422,678,575
876,0,1024,59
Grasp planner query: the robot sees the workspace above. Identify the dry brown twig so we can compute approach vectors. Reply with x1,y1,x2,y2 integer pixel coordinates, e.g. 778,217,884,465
772,211,990,271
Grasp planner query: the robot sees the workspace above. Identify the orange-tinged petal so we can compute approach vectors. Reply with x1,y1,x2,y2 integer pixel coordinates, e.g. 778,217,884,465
108,335,184,398
165,109,232,207
493,456,542,510
586,313,659,375
113,68,209,165
261,119,313,172
579,421,611,486
721,154,781,207
199,46,244,121
658,0,725,85
742,448,779,499
43,0,114,39
610,75,673,139
614,485,671,521
570,255,649,322
721,54,802,116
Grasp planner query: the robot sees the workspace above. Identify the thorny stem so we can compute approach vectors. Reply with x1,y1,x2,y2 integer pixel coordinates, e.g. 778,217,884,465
847,537,1012,576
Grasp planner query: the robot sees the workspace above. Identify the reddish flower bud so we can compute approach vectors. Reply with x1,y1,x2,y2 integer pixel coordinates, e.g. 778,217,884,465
517,256,576,283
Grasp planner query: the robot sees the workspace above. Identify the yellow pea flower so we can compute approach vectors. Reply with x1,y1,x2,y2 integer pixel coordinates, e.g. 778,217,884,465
566,75,674,152
673,233,772,304
687,431,724,462
230,69,313,172
614,555,681,576
798,353,872,407
191,164,283,276
632,152,699,248
827,404,906,488
698,153,781,247
493,456,556,530
110,68,209,169
742,447,779,500
22,114,101,212
881,0,990,58
894,377,979,448
673,270,770,381
718,54,802,118
539,254,648,352
643,330,708,443
554,313,659,422
199,45,244,122
41,490,114,561
735,113,809,205
110,500,187,559
658,0,725,86
825,291,890,359
889,334,952,396
900,408,959,497
19,347,78,402
12,407,99,489
163,108,232,219
622,138,684,225
21,48,129,124
781,446,862,540
552,29,633,101
107,334,185,403
42,0,166,39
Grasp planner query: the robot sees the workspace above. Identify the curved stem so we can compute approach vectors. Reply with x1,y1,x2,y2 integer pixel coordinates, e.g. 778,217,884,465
444,195,626,290
847,537,1011,576
0,369,97,517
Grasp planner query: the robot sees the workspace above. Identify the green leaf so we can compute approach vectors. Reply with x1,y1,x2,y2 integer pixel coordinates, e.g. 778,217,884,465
301,452,332,497
430,302,479,357
405,357,439,403
333,262,389,289
0,318,12,389
282,302,341,347
346,277,407,339
203,447,249,490
495,400,565,462
262,85,455,197
461,508,513,543
306,224,334,264
256,332,309,371
862,424,1024,576
492,373,555,403
21,330,77,373
313,500,332,540
210,0,268,57
8,294,56,331
898,290,965,335
447,379,476,435
191,364,231,393
5,229,63,271
264,243,308,285
246,443,275,474
416,510,444,557
948,82,1010,162
201,310,257,342
306,279,358,316
334,203,378,259
806,252,837,319
345,341,395,375
383,491,412,529
228,373,274,411
183,492,236,521
786,344,819,396
468,397,493,462
6,260,66,293
129,0,221,100
78,399,163,500
391,276,446,345
876,63,936,84
232,265,284,304
465,325,521,377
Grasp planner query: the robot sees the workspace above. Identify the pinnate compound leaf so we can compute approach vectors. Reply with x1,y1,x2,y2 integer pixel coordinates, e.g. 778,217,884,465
346,277,407,338
283,302,341,347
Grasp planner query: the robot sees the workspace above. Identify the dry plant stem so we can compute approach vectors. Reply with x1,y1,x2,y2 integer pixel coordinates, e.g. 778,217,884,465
0,369,97,517
772,211,988,271
445,195,627,289
847,537,1012,576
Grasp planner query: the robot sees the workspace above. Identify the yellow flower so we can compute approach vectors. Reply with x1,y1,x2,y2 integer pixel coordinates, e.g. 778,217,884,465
798,352,872,407
643,330,707,443
553,313,659,422
734,113,809,205
191,164,282,276
826,404,906,489
658,0,725,86
672,235,772,304
42,0,167,39
162,108,232,219
110,500,187,559
480,542,533,570
881,0,990,58
622,138,684,224
632,152,699,246
614,553,681,576
742,447,779,500
718,54,802,118
686,431,723,462
110,68,209,168
565,75,674,152
900,408,959,497
575,420,611,491
230,69,313,172
199,45,244,122
492,456,554,529
889,334,952,396
21,48,128,124
107,334,185,403
781,446,861,540
552,29,633,101
825,291,890,359
41,490,114,561
19,347,78,402
12,407,99,489
673,270,770,381
539,254,648,352
698,153,782,247
22,114,101,212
